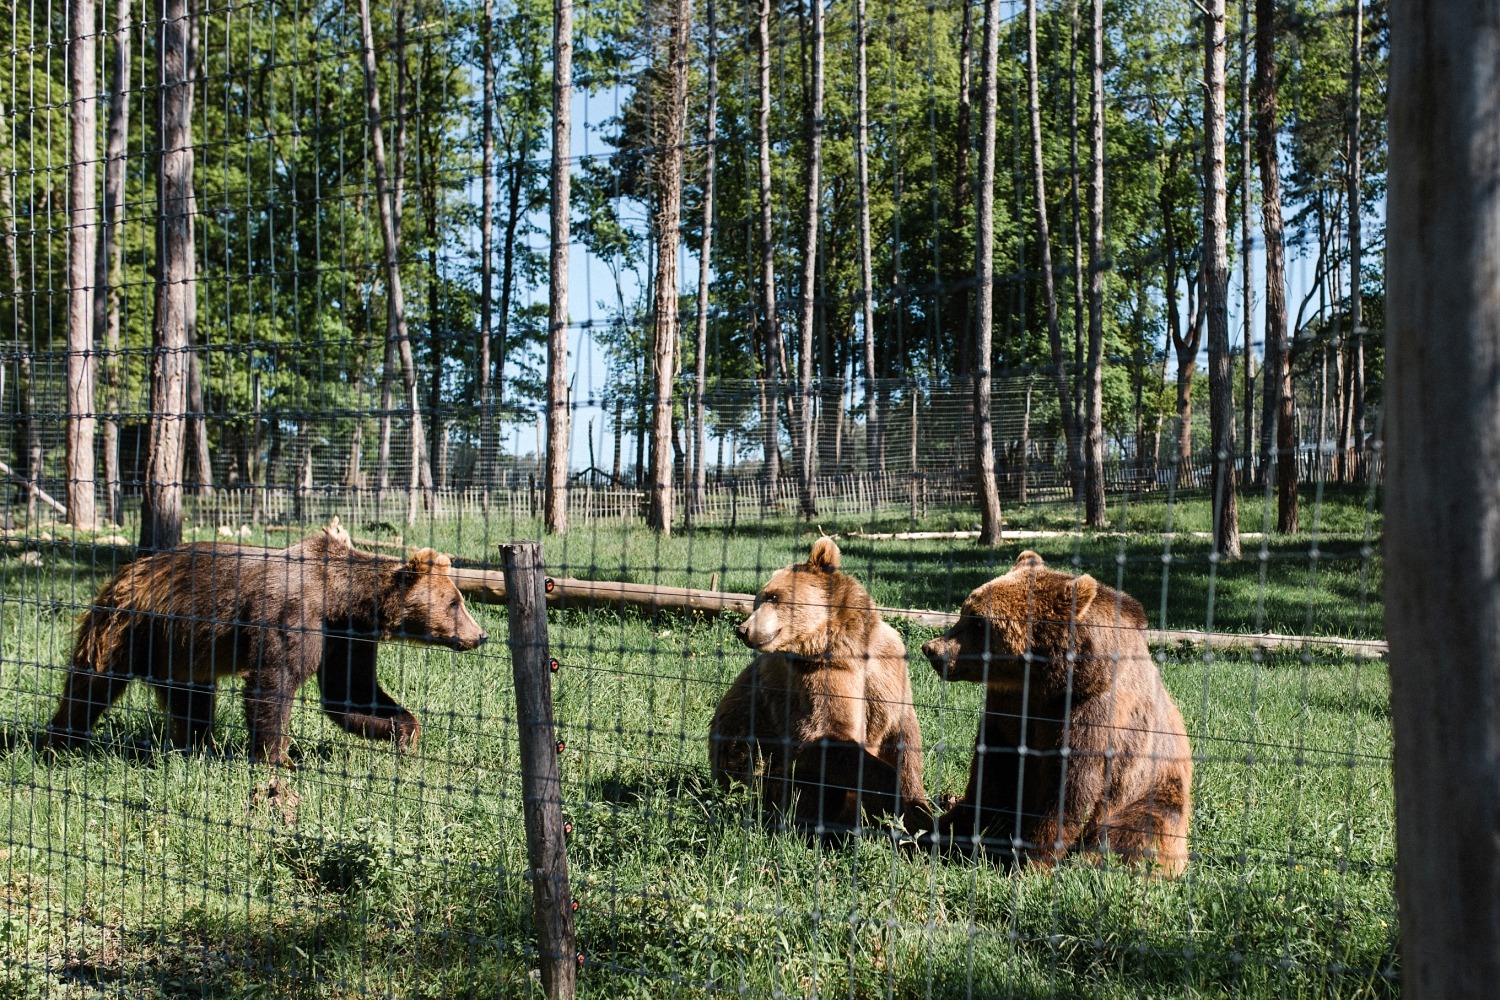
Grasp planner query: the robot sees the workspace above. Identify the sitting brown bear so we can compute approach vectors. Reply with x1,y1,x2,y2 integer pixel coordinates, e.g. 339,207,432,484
709,537,930,832
920,552,1191,874
44,525,487,766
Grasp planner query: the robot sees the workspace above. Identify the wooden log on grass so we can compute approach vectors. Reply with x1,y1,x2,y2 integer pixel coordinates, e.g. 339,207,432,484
501,542,576,999
450,565,1385,656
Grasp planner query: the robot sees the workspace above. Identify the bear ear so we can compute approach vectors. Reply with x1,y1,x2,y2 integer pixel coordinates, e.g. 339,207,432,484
807,536,841,573
1013,550,1045,571
1060,573,1098,619
323,516,352,549
404,548,452,577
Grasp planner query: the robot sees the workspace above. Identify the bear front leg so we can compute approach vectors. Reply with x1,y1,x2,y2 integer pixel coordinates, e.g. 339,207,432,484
791,739,904,832
44,668,131,751
881,711,933,832
1021,749,1108,869
319,636,422,750
708,661,774,790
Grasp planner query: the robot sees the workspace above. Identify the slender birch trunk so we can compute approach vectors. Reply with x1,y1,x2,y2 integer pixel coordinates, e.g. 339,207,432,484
953,0,972,378
973,0,1003,546
647,0,691,533
855,0,880,474
1026,0,1079,497
755,0,781,499
67,0,99,529
1082,0,1106,526
142,0,196,551
358,0,431,524
545,0,573,532
479,0,495,498
1204,0,1240,558
95,0,129,525
688,0,717,523
794,0,822,519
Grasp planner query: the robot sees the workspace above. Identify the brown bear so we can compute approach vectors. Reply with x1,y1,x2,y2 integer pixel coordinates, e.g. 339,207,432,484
44,525,487,766
919,551,1191,874
709,537,930,832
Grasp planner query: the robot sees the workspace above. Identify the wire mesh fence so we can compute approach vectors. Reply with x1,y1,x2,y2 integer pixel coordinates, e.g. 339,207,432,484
0,0,1394,995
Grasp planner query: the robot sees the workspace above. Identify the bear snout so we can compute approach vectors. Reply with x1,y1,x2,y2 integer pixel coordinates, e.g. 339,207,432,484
922,636,959,674
734,621,752,646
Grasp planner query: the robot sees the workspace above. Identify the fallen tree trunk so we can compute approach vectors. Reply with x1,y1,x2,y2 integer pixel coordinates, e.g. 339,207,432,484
446,566,1387,656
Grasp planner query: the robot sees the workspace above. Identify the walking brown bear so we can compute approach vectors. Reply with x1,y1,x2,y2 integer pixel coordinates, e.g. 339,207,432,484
919,552,1192,874
709,536,930,832
44,523,487,766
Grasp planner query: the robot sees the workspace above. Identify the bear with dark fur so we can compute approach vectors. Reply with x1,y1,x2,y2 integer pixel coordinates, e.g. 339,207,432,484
920,552,1191,873
44,525,487,766
709,537,930,832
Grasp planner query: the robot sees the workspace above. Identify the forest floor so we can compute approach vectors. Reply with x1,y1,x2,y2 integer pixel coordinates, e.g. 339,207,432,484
0,486,1393,998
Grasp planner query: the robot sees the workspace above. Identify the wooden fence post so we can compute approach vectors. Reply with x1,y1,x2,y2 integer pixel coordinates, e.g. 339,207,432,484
501,541,577,999
1386,2,1500,994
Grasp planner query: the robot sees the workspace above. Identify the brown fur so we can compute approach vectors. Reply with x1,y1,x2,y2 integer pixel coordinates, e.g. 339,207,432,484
920,551,1192,874
44,527,487,765
709,537,930,831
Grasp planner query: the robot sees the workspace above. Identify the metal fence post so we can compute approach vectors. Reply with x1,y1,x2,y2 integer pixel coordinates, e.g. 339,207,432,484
501,541,576,999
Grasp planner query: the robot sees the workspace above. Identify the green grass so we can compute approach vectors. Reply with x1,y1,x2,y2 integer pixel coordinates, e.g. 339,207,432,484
0,489,1393,998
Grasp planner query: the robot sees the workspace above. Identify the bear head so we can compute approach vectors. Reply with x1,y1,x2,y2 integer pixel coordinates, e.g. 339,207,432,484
735,536,873,657
390,548,489,651
920,551,1098,687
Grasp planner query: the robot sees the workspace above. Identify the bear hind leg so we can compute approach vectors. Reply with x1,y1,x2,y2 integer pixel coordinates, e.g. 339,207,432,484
1093,786,1190,875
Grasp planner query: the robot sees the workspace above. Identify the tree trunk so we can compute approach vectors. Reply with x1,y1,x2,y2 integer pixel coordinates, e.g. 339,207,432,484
953,0,973,378
972,0,1004,546
186,319,212,495
1203,0,1240,558
647,0,691,534
755,0,782,500
545,0,573,532
95,0,130,525
688,0,717,524
358,0,432,525
1239,0,1254,482
2,113,42,522
67,0,99,530
478,0,495,502
1255,0,1296,532
1081,0,1106,527
495,94,535,459
1347,0,1364,480
1385,2,1500,992
142,0,196,551
855,0,880,475
1026,0,1081,496
794,0,823,519
1067,0,1084,447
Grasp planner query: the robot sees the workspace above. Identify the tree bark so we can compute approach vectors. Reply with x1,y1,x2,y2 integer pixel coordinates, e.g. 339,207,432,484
67,0,99,530
1203,0,1240,558
1,110,42,522
142,0,195,551
953,0,972,378
1385,2,1500,993
1067,0,1084,446
647,0,691,534
688,0,718,524
478,0,495,500
1239,0,1254,482
1081,0,1106,527
358,0,432,524
545,0,573,532
95,0,130,525
1026,0,1080,497
1254,0,1295,531
972,0,1003,546
855,0,880,475
755,0,782,499
794,0,823,519
1347,0,1364,480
